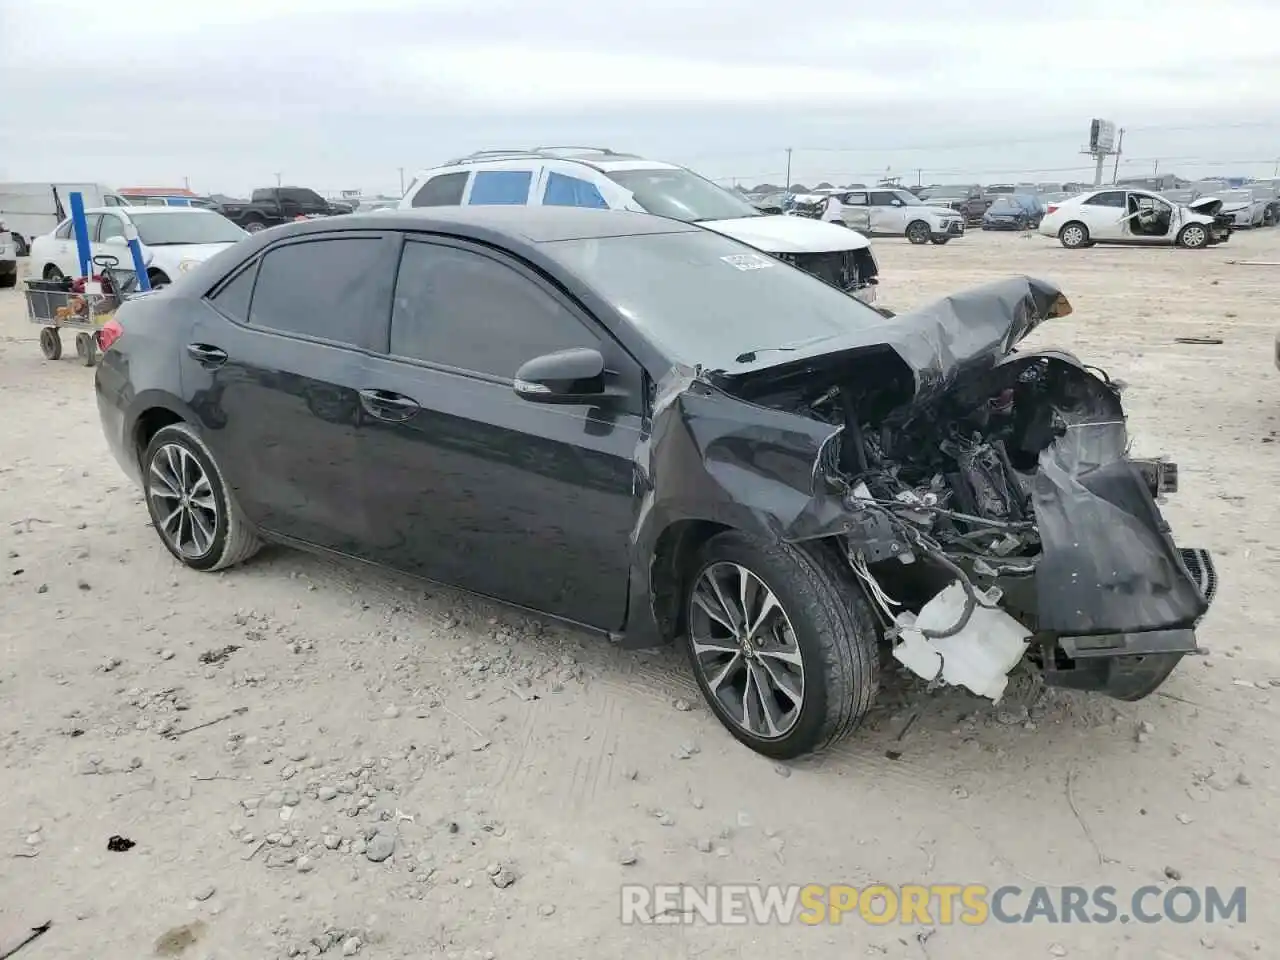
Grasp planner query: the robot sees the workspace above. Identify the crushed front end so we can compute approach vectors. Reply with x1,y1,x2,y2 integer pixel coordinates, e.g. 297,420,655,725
711,277,1216,704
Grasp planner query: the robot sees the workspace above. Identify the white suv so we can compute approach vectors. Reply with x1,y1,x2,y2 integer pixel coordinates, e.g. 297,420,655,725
824,188,966,245
399,147,880,303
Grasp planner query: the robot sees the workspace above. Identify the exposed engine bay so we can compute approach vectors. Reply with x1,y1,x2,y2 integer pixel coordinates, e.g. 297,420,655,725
710,278,1216,704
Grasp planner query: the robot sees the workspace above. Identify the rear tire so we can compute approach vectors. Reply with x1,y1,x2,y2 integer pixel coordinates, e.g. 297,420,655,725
39,327,62,360
43,265,64,281
0,272,15,289
1059,221,1090,249
142,423,262,572
905,220,931,244
681,530,879,759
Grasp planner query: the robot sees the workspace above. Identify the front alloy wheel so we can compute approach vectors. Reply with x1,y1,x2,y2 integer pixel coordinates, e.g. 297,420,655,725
689,561,805,740
906,220,931,244
682,531,879,759
1179,224,1209,249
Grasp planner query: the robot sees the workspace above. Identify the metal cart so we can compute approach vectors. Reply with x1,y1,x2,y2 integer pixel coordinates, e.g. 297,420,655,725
23,255,136,366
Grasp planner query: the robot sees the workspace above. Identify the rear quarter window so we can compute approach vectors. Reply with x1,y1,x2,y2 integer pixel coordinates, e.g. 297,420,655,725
410,173,468,207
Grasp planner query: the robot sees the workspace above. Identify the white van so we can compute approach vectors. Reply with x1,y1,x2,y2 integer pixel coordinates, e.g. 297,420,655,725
0,183,130,256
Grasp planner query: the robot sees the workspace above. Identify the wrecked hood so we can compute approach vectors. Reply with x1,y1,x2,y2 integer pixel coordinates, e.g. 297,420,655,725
710,276,1072,408
1188,197,1223,216
703,214,872,253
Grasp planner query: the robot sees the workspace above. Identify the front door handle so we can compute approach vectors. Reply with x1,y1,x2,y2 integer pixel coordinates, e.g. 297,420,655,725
186,343,227,367
358,388,420,421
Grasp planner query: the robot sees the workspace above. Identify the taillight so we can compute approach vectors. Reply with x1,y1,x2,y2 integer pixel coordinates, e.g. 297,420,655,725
98,318,123,352
1046,204,1058,215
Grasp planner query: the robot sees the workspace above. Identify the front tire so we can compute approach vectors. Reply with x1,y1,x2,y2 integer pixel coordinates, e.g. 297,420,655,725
1178,223,1209,249
1059,221,1090,249
681,531,879,759
905,220,931,244
43,264,65,281
147,269,171,289
142,423,261,572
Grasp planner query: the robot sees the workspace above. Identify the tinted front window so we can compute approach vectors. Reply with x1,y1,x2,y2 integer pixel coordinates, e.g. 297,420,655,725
389,242,594,378
1084,191,1125,208
604,168,759,222
411,173,468,207
249,238,391,347
131,212,248,245
467,170,532,205
544,230,887,372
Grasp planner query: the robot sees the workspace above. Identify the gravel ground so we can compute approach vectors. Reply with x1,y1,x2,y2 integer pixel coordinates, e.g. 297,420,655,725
1,228,1278,959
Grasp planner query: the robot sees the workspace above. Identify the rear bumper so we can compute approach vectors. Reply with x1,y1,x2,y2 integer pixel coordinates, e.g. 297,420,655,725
94,359,141,486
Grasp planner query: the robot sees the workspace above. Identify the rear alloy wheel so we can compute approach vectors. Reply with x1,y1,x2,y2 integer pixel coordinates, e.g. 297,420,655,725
1059,222,1089,249
142,423,261,572
905,220,931,244
683,531,879,759
1178,224,1209,249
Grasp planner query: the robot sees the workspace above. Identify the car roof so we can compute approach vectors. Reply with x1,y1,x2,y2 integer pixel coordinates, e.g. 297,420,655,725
416,151,681,180
265,206,702,244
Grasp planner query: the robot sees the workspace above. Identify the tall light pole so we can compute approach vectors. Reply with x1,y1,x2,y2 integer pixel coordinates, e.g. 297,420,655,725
785,148,792,189
398,167,405,195
274,172,282,187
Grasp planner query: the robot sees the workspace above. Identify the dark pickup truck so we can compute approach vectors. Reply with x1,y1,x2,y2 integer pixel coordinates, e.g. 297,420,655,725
214,186,353,233
917,184,991,224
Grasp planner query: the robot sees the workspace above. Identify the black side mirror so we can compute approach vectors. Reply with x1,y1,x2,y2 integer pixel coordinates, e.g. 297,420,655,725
514,347,612,404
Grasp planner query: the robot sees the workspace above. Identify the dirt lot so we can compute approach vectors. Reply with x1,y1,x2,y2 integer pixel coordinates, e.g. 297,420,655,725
1,229,1278,960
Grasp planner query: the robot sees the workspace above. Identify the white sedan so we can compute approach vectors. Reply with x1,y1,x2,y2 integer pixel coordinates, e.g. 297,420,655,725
30,207,248,287
1039,188,1226,249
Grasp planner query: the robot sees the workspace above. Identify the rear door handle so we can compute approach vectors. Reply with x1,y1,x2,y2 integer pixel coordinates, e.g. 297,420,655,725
186,343,227,367
358,388,420,421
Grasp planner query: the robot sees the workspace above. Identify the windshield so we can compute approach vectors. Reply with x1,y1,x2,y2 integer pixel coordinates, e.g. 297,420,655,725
543,230,887,370
987,197,1021,213
1221,191,1252,203
891,191,923,205
604,168,761,222
131,211,248,246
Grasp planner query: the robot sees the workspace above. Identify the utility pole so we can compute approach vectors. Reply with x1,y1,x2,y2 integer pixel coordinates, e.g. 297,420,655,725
274,172,282,187
1110,128,1125,184
183,176,190,191
1152,159,1159,176
398,167,405,195
785,148,792,189
915,167,922,186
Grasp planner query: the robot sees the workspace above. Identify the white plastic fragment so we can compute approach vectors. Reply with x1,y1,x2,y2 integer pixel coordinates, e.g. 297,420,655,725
891,580,1031,702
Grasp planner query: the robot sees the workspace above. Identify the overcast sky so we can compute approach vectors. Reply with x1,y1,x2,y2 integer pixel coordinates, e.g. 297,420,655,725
2,0,1279,196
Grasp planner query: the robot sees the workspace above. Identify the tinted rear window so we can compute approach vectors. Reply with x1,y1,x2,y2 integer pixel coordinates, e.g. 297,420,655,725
411,173,468,207
248,238,393,349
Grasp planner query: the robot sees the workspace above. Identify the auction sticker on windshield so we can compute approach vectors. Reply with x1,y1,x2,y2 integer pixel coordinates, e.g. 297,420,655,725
720,253,775,271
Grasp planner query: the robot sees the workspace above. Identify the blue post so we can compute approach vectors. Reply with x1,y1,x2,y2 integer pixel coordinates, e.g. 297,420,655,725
68,191,92,278
123,221,151,291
